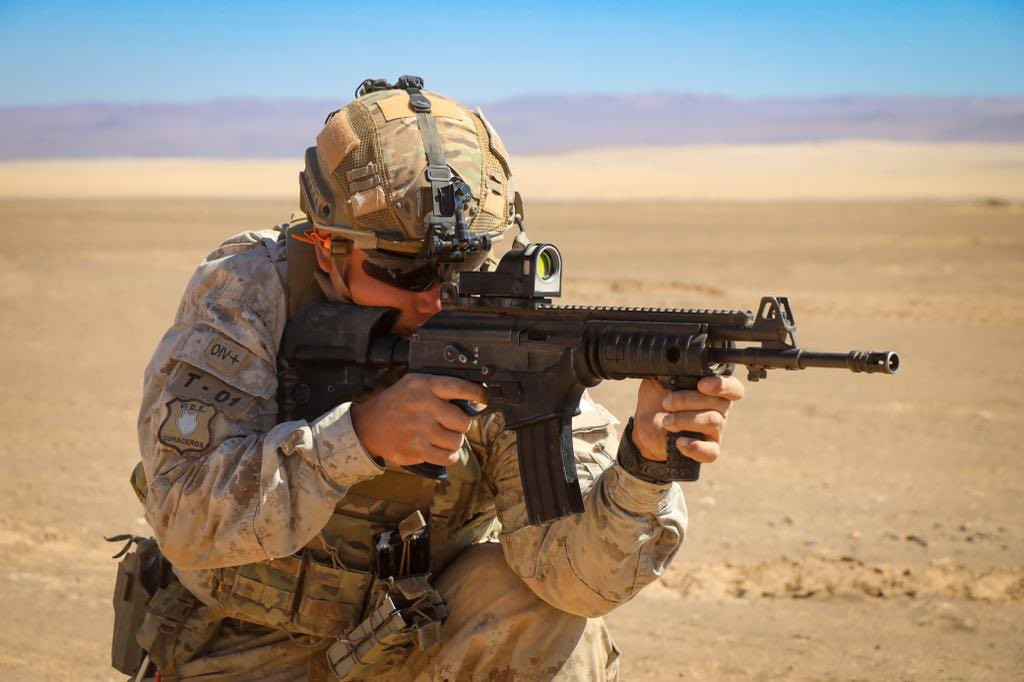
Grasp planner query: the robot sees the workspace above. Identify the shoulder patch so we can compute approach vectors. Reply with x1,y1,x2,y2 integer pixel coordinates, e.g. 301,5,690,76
202,333,251,377
173,327,276,399
159,399,215,456
166,364,256,420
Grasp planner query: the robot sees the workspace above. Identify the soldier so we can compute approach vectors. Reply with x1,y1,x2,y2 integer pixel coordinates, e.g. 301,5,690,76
126,77,744,680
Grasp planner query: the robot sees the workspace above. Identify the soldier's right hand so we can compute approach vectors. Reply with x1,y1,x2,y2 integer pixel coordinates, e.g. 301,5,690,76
350,374,487,468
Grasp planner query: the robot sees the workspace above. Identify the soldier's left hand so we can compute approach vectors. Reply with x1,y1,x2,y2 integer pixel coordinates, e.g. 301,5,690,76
630,375,745,463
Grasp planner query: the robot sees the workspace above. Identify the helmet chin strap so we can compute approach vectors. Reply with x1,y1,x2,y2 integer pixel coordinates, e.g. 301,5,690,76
328,231,352,274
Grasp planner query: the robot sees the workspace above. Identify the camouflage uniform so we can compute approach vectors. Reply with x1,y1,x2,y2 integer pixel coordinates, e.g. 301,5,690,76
134,83,688,680
136,227,688,680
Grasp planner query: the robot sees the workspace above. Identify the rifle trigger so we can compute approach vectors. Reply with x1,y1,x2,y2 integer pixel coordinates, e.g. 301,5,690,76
451,399,498,419
451,398,480,416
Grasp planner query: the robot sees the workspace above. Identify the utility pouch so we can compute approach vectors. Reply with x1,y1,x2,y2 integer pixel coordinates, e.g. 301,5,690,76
213,555,304,630
213,553,371,637
108,535,170,676
137,579,222,679
292,555,372,637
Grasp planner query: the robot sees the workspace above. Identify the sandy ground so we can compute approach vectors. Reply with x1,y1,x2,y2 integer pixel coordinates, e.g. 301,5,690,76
0,197,1022,680
1,142,1023,202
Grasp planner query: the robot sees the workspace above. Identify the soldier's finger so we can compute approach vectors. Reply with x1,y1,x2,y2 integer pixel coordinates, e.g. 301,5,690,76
419,448,462,467
662,391,731,415
403,432,460,464
662,410,725,441
415,439,462,466
433,400,474,433
429,376,488,404
426,423,465,454
675,437,720,464
697,375,745,401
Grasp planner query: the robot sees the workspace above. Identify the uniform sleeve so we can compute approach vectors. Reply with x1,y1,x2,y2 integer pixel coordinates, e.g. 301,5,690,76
478,394,688,618
138,236,384,571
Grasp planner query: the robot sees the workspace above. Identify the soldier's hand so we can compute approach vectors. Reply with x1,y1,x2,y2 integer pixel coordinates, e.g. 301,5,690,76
350,374,487,468
631,375,745,463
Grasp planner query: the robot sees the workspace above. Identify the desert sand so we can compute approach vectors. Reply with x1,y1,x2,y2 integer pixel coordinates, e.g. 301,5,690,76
0,169,1021,678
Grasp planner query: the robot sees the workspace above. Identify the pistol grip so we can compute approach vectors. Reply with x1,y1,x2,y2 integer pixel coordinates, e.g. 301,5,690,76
402,400,480,480
402,463,449,479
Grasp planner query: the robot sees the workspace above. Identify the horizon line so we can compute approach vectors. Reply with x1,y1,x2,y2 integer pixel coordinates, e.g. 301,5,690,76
3,91,1024,110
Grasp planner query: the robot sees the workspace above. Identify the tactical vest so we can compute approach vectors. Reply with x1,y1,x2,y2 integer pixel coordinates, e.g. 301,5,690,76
206,220,497,639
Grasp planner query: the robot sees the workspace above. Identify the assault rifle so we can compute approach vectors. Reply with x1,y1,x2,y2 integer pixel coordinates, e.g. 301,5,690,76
279,243,899,525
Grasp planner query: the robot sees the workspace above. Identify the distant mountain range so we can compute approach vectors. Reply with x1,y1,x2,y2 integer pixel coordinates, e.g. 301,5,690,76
2,94,1022,159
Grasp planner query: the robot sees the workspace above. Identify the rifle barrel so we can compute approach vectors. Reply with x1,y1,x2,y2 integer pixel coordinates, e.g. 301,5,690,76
711,348,899,374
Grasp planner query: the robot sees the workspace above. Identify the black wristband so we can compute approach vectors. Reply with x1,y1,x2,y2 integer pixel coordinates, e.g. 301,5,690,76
616,418,675,484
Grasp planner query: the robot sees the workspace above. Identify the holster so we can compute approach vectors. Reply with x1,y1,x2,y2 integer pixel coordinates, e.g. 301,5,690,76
108,535,222,680
109,535,170,676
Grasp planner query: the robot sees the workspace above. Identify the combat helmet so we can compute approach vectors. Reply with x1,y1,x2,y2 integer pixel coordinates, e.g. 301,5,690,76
299,76,523,278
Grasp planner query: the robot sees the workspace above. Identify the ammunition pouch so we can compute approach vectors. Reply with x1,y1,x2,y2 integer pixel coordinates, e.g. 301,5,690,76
326,575,447,681
326,512,447,680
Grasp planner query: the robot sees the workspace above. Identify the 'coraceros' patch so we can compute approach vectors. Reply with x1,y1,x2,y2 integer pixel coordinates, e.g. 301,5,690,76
158,398,215,456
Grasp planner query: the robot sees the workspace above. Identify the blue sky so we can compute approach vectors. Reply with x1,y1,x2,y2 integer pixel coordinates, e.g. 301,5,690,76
1,0,1021,106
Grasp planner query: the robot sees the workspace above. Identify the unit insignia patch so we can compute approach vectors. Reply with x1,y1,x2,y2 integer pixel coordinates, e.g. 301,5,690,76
158,399,215,456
